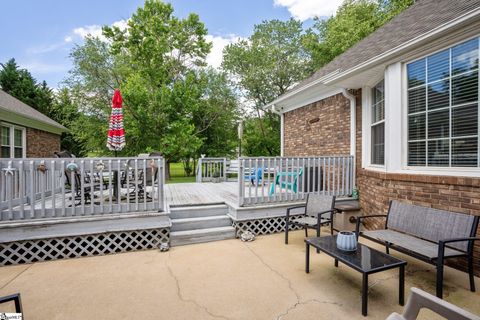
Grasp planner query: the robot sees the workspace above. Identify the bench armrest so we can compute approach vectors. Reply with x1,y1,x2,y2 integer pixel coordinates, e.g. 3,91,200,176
355,214,388,238
286,205,306,219
317,208,338,222
0,293,22,313
438,237,480,260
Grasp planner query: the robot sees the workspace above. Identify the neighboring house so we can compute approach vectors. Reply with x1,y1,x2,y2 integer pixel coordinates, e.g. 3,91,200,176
0,89,68,158
265,0,480,271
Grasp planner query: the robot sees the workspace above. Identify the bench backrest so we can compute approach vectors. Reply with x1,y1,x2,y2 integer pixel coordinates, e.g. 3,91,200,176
387,201,477,252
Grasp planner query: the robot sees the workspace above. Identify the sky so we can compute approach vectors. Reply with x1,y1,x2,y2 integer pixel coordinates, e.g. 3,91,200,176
0,0,344,88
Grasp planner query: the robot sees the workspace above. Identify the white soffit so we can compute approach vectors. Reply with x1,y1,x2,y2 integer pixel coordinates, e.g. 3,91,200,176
275,84,343,114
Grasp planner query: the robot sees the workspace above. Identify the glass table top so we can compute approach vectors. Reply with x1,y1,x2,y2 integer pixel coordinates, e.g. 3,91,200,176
306,235,406,273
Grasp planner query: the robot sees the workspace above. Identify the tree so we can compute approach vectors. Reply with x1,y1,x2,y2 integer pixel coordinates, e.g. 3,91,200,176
302,0,414,69
222,19,313,156
66,0,240,178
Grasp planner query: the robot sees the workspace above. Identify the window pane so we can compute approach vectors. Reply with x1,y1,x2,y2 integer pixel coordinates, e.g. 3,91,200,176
1,126,10,146
371,122,385,165
14,147,23,158
408,114,426,140
408,141,426,166
408,87,426,114
372,101,384,123
427,50,450,82
452,71,478,105
452,137,478,167
428,140,449,166
428,81,449,110
408,59,426,88
14,129,22,147
428,109,449,139
372,80,384,104
453,104,477,137
452,38,478,75
1,146,10,158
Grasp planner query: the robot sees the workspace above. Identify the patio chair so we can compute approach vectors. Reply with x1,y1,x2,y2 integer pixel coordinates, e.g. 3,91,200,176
386,287,480,320
0,293,23,313
269,168,303,195
122,153,160,201
244,167,263,186
285,194,336,249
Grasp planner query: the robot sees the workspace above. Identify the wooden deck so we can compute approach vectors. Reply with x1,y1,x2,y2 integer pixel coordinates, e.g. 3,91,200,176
165,182,239,207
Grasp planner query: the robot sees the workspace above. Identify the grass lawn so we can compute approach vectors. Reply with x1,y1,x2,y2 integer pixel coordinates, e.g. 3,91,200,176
167,162,196,184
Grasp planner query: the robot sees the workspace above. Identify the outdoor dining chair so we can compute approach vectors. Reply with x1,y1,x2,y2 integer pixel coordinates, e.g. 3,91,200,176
285,194,337,247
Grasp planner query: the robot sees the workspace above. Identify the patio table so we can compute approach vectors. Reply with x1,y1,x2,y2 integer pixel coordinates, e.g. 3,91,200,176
305,235,406,316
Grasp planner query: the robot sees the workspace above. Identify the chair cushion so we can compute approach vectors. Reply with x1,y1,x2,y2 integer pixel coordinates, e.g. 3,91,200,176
292,216,331,226
362,229,465,259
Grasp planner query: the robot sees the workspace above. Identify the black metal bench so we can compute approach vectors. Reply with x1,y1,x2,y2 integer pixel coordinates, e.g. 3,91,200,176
355,200,479,299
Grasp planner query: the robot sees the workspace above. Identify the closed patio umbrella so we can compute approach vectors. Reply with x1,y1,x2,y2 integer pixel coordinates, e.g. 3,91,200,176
107,90,125,201
107,89,126,153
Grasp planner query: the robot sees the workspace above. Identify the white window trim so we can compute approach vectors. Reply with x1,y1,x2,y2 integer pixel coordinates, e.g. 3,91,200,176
1,122,26,158
398,35,480,177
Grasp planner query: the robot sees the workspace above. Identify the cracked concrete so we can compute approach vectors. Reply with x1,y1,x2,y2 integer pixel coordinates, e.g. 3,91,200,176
0,230,478,319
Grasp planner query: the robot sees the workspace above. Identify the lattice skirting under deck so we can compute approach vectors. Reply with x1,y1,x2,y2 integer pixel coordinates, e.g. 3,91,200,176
233,216,303,237
0,228,170,266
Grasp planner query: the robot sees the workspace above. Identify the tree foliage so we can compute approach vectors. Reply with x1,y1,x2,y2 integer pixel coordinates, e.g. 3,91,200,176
302,0,414,69
65,0,238,177
222,19,313,156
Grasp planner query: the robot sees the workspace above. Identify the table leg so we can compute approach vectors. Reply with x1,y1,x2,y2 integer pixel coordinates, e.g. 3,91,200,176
334,259,338,267
399,265,405,306
362,273,368,316
305,243,310,274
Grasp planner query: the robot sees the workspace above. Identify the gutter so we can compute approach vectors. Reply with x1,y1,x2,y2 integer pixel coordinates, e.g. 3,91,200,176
341,89,356,188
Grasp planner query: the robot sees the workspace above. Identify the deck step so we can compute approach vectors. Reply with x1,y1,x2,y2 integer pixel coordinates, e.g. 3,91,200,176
169,204,229,219
170,226,235,246
171,215,232,232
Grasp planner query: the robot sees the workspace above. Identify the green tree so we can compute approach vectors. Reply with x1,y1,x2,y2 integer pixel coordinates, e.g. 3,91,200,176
302,0,413,69
66,0,240,178
222,19,313,156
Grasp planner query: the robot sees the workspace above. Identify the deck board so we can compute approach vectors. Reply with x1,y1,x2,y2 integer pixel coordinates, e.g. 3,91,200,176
165,182,238,207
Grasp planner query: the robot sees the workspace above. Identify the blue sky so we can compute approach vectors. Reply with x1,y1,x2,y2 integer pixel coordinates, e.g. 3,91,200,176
0,0,342,88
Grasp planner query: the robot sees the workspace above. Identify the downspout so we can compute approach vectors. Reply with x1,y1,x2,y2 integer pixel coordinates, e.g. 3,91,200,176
271,104,284,156
341,89,356,189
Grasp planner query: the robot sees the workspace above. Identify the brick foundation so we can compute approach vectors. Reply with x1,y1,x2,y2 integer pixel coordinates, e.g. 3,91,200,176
26,128,61,158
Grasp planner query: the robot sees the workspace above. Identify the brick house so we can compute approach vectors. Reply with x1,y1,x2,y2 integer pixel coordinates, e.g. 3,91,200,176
265,0,480,274
0,89,67,158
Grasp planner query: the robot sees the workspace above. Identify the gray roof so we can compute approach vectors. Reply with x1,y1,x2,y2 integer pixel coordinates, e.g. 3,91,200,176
282,0,480,96
0,89,67,132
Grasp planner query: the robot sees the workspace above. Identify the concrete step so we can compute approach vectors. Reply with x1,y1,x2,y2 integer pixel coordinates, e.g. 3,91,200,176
171,215,232,232
169,204,229,219
170,226,236,246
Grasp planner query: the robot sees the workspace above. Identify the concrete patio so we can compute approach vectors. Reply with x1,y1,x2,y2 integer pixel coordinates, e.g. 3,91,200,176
0,230,478,319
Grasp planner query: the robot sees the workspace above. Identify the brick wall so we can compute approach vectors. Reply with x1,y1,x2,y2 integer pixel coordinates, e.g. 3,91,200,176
26,128,61,158
284,93,352,156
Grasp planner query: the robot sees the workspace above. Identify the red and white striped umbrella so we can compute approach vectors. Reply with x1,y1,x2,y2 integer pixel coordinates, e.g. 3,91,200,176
106,90,126,151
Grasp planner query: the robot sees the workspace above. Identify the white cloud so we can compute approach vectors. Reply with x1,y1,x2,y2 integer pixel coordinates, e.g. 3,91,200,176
205,34,242,69
26,42,67,54
64,36,73,43
72,19,128,41
273,0,343,21
20,61,69,74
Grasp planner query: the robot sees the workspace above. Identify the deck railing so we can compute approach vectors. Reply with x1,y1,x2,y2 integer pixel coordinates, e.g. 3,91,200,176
238,155,355,206
196,157,227,182
0,157,165,221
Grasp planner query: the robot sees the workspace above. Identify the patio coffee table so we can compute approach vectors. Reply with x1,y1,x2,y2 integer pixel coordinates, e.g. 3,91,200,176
305,236,406,316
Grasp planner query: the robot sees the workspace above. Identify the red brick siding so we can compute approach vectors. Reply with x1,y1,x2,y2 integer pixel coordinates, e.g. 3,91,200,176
284,93,352,157
26,128,61,158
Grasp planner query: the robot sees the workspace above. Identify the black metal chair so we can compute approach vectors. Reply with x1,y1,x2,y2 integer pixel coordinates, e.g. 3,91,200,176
0,293,23,313
285,194,337,247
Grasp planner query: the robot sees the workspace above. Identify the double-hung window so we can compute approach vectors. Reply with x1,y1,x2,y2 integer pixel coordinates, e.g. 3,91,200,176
407,37,479,167
371,80,385,165
1,124,25,158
